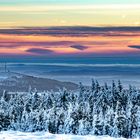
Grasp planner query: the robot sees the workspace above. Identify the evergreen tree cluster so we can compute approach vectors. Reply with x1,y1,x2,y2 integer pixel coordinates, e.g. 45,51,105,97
0,80,140,138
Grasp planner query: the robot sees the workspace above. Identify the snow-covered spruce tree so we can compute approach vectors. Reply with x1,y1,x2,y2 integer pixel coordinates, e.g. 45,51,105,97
0,80,140,138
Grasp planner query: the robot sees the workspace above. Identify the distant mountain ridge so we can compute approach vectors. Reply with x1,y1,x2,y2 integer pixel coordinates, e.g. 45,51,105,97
0,72,78,93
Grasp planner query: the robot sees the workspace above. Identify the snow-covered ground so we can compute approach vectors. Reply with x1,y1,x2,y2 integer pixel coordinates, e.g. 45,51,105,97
0,131,138,140
0,72,23,81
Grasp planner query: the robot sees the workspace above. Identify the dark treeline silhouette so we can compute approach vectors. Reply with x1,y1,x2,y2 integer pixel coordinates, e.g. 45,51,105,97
0,80,140,138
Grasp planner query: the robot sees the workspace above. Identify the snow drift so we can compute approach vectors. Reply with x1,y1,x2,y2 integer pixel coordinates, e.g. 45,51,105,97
0,131,138,140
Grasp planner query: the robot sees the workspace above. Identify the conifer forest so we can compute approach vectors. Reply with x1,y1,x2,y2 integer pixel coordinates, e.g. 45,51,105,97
0,80,140,139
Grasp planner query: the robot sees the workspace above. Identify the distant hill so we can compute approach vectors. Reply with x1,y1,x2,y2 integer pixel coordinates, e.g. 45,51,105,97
0,72,78,93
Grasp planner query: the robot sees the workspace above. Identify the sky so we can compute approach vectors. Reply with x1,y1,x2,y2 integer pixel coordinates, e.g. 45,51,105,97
0,0,140,59
0,0,140,28
0,27,140,59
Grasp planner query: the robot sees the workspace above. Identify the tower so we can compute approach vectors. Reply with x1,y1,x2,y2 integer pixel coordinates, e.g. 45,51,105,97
4,62,7,72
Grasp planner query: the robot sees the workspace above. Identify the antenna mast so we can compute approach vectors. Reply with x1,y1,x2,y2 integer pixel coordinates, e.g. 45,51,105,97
5,62,7,72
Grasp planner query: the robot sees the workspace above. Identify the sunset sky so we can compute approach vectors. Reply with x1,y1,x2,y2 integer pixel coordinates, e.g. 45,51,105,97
0,0,140,27
0,0,140,59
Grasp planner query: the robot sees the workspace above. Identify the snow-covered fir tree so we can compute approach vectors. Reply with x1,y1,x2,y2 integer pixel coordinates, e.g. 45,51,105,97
0,80,140,138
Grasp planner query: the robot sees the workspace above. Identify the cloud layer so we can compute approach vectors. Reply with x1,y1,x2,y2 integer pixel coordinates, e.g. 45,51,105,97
0,27,140,57
128,45,140,50
0,41,74,48
1,27,140,37
70,45,88,50
26,48,54,55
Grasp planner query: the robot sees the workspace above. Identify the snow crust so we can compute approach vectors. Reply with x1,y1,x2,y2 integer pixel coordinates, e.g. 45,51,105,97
0,131,138,140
